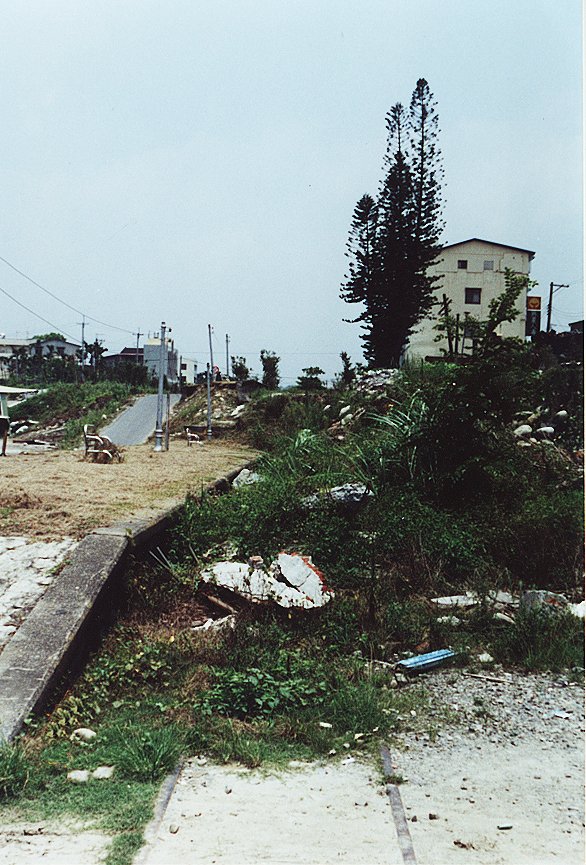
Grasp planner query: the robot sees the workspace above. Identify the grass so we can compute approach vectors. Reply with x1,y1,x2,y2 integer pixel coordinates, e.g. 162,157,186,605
491,608,585,672
8,381,154,448
2,362,583,862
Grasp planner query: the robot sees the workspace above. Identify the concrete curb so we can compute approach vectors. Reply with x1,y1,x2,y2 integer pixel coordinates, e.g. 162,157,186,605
0,460,254,742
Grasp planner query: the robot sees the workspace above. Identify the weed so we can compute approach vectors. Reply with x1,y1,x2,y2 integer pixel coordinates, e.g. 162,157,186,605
0,741,31,800
384,772,405,785
491,608,585,671
109,727,184,783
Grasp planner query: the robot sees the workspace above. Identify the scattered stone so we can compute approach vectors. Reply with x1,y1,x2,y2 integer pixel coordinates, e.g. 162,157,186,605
432,593,477,610
225,786,232,794
429,812,439,820
169,824,179,834
520,590,568,615
498,824,513,830
72,728,97,741
232,468,262,487
478,653,494,664
92,766,114,779
67,770,89,783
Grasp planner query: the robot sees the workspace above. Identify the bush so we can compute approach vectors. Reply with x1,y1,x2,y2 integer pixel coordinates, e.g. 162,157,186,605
198,668,328,720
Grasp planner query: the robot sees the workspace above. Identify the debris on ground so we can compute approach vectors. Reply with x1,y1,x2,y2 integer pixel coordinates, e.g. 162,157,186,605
199,551,333,610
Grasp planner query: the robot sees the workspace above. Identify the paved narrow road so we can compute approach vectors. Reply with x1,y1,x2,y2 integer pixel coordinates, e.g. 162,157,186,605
100,393,180,446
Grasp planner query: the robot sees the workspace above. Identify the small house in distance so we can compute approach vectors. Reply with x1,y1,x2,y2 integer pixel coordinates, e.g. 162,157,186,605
407,238,535,360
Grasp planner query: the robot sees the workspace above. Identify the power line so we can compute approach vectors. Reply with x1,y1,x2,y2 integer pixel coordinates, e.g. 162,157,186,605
0,253,136,336
0,284,79,342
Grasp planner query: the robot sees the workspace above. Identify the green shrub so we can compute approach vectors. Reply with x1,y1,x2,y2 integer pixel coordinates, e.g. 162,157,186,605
489,489,584,590
198,668,328,720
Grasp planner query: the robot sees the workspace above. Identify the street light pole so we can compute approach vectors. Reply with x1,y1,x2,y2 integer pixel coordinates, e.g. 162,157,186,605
154,322,166,452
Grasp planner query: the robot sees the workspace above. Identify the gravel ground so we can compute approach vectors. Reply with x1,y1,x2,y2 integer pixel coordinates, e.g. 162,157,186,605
0,666,583,864
389,666,585,864
134,665,584,865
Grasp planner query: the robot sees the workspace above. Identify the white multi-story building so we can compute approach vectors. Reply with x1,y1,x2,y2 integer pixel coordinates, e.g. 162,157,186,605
143,336,179,383
407,238,535,360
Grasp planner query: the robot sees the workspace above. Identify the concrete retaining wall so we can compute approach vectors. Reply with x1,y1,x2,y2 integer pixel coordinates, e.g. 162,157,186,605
0,462,251,741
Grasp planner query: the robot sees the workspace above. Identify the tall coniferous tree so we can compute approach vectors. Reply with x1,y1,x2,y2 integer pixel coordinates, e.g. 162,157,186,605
341,79,444,367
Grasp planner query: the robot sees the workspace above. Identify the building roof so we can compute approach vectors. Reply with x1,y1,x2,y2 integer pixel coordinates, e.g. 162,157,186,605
442,238,535,261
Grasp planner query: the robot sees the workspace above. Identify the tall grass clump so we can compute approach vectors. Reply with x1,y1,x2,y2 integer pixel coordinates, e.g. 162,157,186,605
0,741,31,800
491,609,585,672
110,727,184,783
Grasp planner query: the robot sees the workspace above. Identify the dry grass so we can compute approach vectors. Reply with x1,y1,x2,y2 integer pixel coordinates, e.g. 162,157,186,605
0,439,257,539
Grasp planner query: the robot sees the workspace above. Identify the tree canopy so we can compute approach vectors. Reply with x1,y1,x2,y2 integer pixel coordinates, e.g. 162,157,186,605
341,79,444,368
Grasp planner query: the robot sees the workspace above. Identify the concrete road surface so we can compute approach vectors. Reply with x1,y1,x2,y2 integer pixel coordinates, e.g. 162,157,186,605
100,393,180,446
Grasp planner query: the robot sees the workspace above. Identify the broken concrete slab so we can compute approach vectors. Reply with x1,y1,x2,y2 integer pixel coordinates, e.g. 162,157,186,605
200,552,333,610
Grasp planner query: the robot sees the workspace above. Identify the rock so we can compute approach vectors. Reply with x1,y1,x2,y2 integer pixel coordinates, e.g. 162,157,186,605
535,426,555,440
232,468,262,487
72,728,97,741
67,770,89,783
520,590,568,615
92,766,114,779
432,593,476,610
569,600,585,618
429,813,439,820
478,652,494,664
303,483,373,511
169,824,179,834
513,424,533,437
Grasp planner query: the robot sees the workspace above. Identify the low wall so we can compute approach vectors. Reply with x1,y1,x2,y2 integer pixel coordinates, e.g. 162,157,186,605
0,462,252,741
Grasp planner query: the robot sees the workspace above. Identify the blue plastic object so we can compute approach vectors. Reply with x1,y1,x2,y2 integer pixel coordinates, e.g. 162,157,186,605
396,648,456,674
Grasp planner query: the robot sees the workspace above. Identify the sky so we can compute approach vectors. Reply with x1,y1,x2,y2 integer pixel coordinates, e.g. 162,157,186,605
0,0,582,386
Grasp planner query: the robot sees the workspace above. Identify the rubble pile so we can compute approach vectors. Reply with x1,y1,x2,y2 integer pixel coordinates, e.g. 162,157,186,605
200,551,334,610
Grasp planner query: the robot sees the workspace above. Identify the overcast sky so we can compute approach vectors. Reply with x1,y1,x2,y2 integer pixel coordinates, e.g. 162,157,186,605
0,0,582,385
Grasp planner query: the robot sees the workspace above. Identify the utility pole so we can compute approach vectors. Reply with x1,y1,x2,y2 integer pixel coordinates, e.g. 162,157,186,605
546,283,569,332
208,324,214,377
226,334,229,377
154,322,166,452
78,315,85,382
206,363,212,440
136,330,143,365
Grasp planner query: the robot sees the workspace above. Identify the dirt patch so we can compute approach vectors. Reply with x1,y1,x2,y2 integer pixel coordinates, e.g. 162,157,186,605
0,440,257,540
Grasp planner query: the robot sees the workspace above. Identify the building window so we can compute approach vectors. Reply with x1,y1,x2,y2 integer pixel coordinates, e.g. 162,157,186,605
465,287,481,304
457,260,468,269
483,260,494,270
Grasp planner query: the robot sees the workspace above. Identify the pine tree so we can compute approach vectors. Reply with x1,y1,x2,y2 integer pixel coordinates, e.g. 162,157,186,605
341,79,444,367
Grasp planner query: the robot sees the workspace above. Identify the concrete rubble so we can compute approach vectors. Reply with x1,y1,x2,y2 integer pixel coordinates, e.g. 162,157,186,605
200,551,334,609
430,588,585,625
